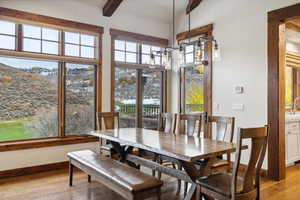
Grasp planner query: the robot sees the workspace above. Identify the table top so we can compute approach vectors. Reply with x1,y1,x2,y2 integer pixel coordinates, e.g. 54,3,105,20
88,128,240,162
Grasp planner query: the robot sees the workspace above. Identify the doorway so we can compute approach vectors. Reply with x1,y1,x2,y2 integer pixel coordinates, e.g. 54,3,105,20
268,3,300,181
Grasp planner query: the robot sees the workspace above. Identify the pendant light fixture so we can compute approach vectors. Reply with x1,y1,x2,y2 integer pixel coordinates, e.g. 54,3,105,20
150,0,220,71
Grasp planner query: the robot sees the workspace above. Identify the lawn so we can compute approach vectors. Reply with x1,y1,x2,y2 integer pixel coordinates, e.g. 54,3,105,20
0,119,32,141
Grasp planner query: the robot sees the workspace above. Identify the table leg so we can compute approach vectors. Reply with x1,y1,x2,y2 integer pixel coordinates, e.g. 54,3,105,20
180,158,214,200
110,142,139,169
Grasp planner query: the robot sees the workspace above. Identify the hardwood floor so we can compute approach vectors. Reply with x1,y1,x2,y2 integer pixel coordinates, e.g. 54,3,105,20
1,164,300,200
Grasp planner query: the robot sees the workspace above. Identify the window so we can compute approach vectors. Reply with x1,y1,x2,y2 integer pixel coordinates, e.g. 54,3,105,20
178,29,213,114
0,20,16,50
114,40,162,66
112,35,166,129
183,66,205,113
65,32,96,58
65,63,96,135
0,15,102,143
23,24,59,54
0,56,59,141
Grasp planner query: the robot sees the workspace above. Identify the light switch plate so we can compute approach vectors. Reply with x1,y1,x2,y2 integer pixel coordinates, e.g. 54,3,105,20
234,86,244,94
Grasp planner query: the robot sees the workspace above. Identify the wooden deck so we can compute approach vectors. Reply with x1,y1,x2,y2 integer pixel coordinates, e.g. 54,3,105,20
1,164,300,200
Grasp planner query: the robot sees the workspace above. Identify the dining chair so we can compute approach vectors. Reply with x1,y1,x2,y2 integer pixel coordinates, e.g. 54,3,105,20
155,113,183,191
157,112,177,134
177,113,205,137
208,116,235,173
197,125,269,200
96,112,120,157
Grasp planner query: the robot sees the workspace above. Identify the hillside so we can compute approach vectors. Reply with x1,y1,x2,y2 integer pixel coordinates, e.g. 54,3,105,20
0,63,88,121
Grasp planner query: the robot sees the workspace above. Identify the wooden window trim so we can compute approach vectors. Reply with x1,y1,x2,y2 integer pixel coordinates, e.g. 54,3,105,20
0,136,98,152
0,7,103,35
0,8,103,146
110,29,168,47
177,24,213,136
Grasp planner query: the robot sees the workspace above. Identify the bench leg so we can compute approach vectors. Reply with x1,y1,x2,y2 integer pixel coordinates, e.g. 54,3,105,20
88,175,91,183
69,162,73,187
157,188,161,200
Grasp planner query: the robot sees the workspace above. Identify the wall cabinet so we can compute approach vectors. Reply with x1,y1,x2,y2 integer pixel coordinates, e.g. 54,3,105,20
286,121,300,166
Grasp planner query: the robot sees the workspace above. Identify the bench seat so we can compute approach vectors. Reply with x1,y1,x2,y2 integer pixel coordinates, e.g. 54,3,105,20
68,150,163,200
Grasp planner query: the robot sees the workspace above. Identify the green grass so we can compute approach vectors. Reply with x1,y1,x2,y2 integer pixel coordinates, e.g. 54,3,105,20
0,119,32,141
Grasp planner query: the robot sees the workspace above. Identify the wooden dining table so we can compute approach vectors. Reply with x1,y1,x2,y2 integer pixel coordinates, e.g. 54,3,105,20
87,128,243,200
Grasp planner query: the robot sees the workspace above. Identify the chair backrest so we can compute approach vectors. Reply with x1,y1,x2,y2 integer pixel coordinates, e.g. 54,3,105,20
231,126,269,198
178,113,204,137
209,116,235,142
96,112,119,130
157,113,177,134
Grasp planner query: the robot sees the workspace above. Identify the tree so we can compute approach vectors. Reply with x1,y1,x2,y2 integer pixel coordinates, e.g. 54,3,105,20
186,80,204,112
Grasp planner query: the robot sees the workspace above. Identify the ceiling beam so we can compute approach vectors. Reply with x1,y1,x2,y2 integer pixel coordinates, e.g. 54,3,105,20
186,0,202,14
103,0,123,17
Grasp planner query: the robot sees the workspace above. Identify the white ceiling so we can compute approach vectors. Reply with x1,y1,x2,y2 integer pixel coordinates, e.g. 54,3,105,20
74,0,188,23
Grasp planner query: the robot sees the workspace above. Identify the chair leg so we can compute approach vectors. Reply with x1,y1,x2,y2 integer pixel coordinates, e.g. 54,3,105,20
158,156,162,180
184,182,188,197
88,175,91,183
177,164,182,193
69,162,73,187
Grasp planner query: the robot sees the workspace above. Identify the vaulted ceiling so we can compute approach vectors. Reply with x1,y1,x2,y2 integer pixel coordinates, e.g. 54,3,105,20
75,0,200,22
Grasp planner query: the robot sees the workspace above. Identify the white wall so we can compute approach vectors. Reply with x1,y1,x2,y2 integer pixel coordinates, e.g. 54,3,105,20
0,0,170,171
172,0,300,168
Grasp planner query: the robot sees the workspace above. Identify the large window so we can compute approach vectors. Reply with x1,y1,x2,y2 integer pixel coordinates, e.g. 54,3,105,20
0,16,102,142
179,31,212,114
0,57,59,140
112,33,166,130
65,63,96,135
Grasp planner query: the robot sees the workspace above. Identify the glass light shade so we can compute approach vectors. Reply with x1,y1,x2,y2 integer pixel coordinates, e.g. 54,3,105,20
178,49,185,66
150,53,155,65
163,52,172,70
213,47,221,62
195,45,203,64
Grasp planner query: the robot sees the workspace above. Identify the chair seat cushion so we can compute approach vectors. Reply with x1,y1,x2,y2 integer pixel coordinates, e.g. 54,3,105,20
68,150,163,192
196,173,243,197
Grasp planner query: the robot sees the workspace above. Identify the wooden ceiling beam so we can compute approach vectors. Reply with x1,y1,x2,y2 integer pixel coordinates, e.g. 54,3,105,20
103,0,123,17
186,0,202,14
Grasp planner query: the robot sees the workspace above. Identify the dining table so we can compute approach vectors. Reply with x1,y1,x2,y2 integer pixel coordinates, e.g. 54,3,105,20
87,128,244,200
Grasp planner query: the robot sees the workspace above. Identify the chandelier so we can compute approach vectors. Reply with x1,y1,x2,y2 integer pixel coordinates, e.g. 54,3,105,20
150,0,220,71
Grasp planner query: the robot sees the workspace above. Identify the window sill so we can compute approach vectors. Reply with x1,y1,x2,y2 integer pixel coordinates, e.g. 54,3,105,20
0,136,99,152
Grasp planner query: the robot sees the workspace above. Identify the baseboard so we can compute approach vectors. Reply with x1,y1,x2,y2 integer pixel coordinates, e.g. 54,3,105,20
0,161,69,179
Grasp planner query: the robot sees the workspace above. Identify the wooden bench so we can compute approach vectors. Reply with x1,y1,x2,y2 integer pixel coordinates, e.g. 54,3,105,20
68,150,163,200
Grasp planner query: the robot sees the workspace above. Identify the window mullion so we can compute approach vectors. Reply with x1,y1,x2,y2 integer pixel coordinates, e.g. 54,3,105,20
58,62,66,137
17,24,23,51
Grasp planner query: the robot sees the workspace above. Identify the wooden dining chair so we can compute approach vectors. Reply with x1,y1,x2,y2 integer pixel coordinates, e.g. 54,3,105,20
177,113,205,137
157,113,177,134
96,112,120,157
197,125,269,200
208,116,235,173
155,113,184,191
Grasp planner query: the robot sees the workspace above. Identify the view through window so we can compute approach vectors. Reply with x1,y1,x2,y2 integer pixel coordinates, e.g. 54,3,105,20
0,18,101,141
114,39,164,129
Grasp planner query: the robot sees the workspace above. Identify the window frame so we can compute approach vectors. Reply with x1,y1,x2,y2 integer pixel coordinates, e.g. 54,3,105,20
177,24,213,137
110,29,168,128
0,7,103,149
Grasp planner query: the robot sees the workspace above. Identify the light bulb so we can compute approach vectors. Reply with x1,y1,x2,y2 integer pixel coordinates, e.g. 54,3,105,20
150,53,155,65
213,43,221,62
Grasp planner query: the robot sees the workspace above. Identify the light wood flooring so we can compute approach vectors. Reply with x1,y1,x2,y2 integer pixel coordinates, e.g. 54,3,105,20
1,164,300,200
